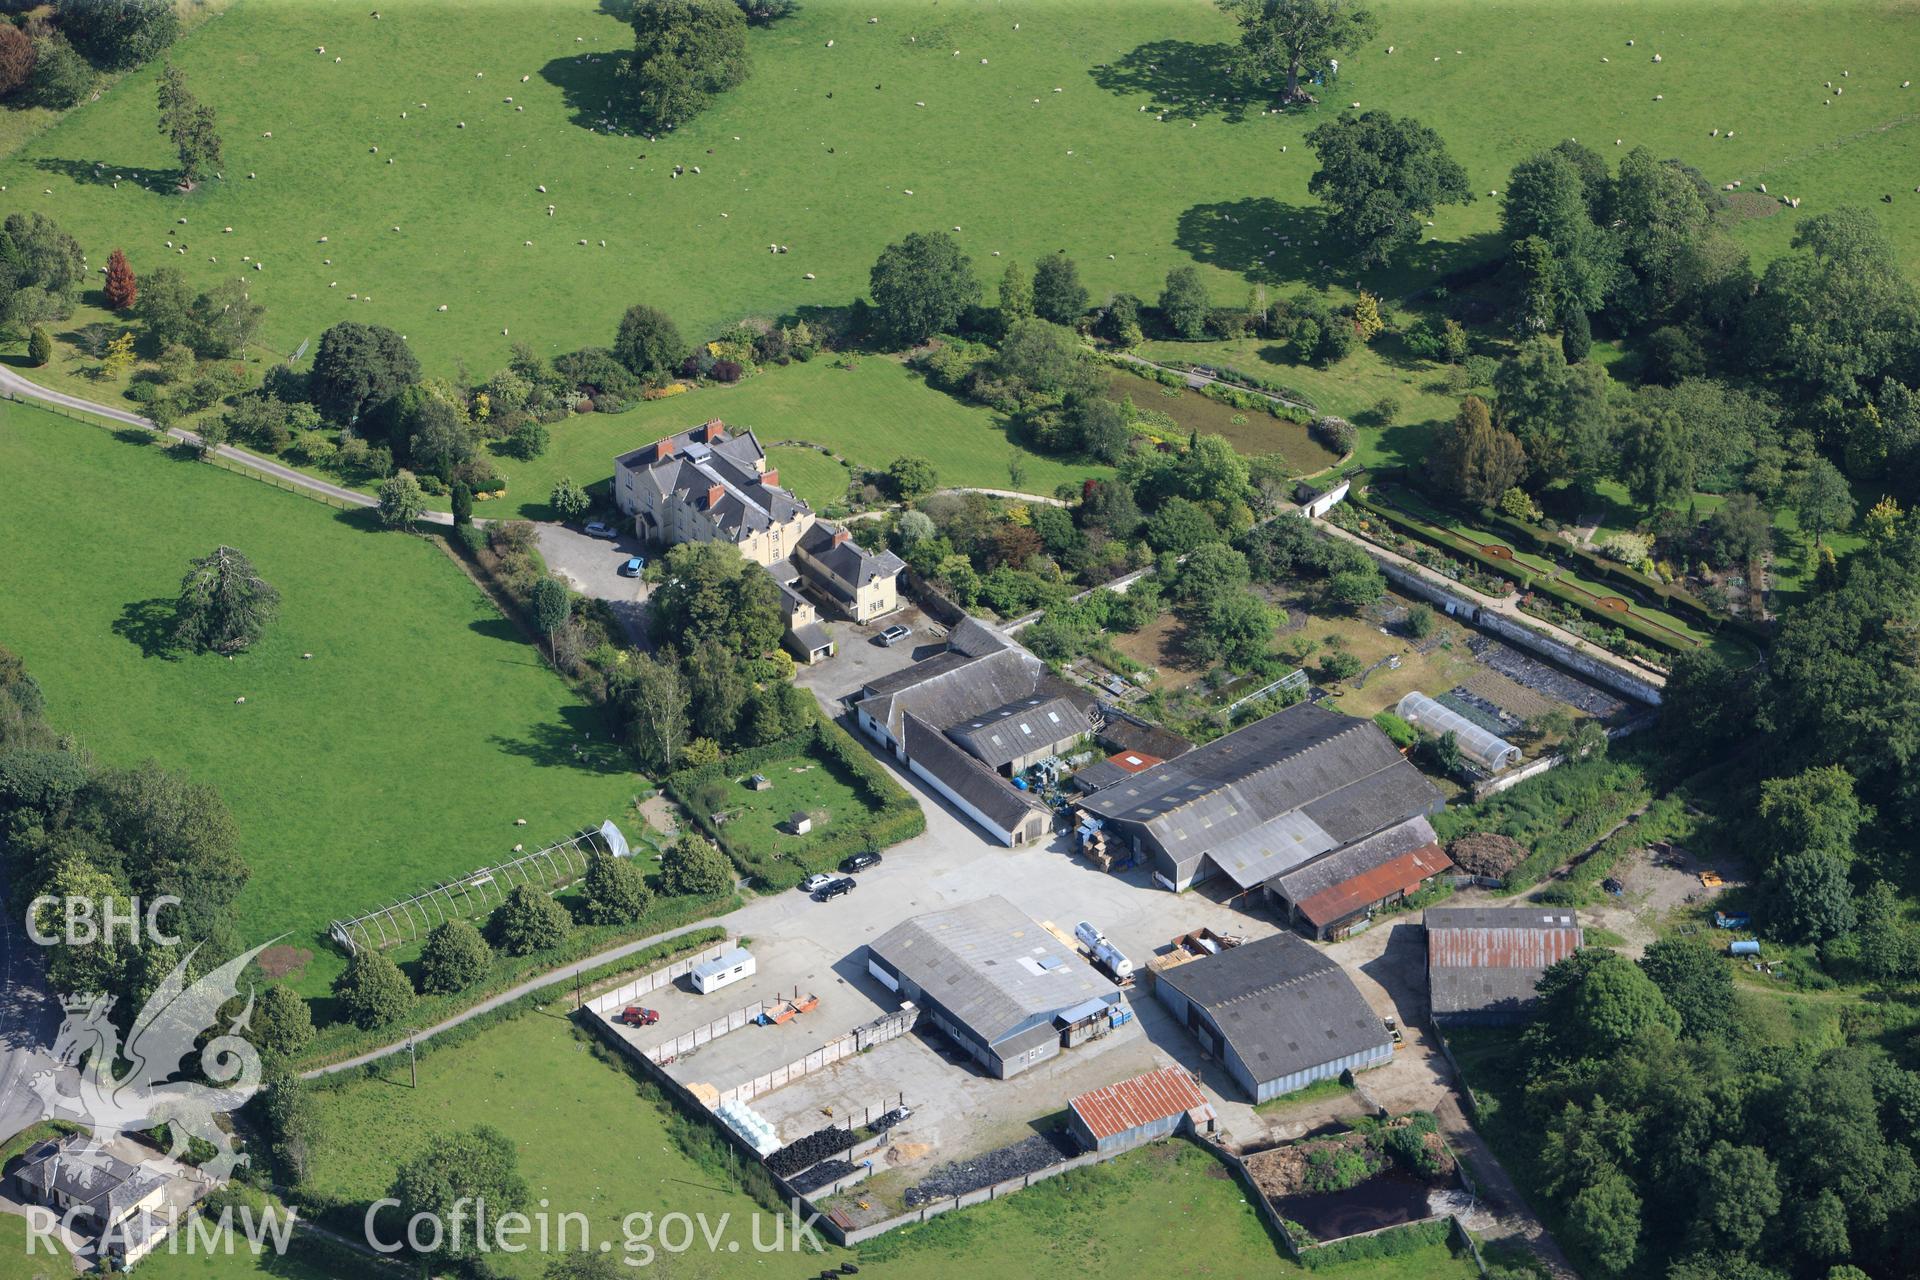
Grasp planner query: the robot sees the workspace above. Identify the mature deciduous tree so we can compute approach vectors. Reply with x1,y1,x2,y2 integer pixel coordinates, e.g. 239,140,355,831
155,62,220,185
1217,0,1378,104
869,231,979,345
334,948,413,1029
309,322,420,424
659,832,733,897
580,847,653,925
612,303,686,378
1304,111,1471,268
624,0,749,129
1431,394,1525,505
418,919,491,995
618,652,690,773
376,471,427,529
390,1126,528,1264
102,248,137,312
489,884,570,955
1032,253,1089,325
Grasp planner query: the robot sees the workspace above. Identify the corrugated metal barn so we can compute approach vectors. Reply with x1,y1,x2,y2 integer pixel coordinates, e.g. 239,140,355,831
1426,905,1583,1025
1154,933,1391,1103
1067,1066,1216,1155
866,895,1121,1079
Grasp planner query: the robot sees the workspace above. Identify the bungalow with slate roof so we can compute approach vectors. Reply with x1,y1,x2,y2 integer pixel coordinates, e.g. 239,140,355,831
9,1134,175,1267
613,421,904,660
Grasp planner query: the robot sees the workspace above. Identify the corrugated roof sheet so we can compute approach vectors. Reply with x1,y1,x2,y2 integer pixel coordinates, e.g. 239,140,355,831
1158,933,1388,1084
1270,816,1448,927
1108,750,1164,774
903,714,1048,831
1070,1066,1212,1140
868,896,1113,1048
1294,842,1453,929
1080,703,1441,878
1425,906,1584,1017
949,694,1093,767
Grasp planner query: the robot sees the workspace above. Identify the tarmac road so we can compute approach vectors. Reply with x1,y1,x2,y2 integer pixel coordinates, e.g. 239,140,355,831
0,876,62,1144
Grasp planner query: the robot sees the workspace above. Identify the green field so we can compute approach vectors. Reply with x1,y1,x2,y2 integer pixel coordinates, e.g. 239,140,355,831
498,356,1109,520
4,0,1912,389
0,401,645,994
298,1009,1477,1280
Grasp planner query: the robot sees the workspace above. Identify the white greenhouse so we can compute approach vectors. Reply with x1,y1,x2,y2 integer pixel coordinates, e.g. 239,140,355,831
1397,692,1523,773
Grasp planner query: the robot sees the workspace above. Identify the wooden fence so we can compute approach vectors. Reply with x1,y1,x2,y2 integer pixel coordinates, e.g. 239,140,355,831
10,390,364,513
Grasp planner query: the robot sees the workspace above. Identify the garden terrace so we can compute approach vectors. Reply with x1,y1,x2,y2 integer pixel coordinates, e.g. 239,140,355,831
1105,367,1340,475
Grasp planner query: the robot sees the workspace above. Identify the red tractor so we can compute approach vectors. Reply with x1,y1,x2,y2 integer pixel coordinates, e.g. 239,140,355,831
618,1006,660,1027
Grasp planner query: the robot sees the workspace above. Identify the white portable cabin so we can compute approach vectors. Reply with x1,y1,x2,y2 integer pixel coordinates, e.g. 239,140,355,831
691,947,756,994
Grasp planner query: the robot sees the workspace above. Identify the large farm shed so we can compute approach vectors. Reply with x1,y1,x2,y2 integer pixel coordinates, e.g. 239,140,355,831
854,619,1092,846
1078,702,1443,893
1426,905,1584,1025
865,895,1122,1079
1154,932,1391,1104
1068,1066,1217,1155
1266,815,1454,940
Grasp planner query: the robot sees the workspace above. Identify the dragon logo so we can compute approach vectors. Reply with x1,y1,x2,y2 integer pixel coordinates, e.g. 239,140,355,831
29,941,273,1184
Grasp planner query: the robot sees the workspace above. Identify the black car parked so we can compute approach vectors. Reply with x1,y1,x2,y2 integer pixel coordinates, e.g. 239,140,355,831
840,851,883,874
815,876,856,900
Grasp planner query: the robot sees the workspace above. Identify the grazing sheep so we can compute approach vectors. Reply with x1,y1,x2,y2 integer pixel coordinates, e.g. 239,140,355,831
537,184,547,192
803,272,815,279
1652,53,1662,62
438,304,448,311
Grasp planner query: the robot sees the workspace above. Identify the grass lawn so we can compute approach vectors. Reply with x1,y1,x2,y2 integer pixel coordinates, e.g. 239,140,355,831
301,1012,825,1280
1106,367,1339,474
0,1217,65,1280
4,0,1912,392
499,357,1110,520
0,401,646,997
763,444,852,511
706,750,871,862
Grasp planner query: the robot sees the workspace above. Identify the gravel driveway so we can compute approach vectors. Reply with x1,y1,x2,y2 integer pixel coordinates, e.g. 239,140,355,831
534,524,651,646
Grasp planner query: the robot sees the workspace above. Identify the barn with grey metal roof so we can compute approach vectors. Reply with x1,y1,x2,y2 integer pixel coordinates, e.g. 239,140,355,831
1078,702,1443,891
854,619,1091,846
1154,932,1391,1103
866,895,1122,1078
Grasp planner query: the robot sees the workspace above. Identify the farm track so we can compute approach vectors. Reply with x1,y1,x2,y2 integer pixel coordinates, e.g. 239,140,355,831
0,364,451,524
